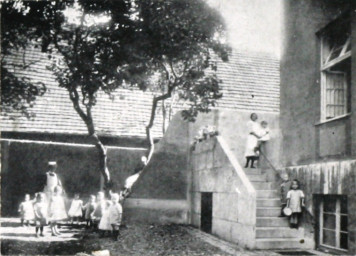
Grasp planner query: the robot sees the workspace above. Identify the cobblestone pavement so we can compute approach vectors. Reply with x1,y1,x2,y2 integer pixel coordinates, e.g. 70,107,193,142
0,218,319,256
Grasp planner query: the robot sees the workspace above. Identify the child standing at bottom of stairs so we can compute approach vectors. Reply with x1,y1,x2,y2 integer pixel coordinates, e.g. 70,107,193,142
286,179,305,229
280,172,292,217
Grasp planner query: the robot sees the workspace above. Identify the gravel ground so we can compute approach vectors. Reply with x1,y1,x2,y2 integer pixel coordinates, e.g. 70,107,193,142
1,218,232,255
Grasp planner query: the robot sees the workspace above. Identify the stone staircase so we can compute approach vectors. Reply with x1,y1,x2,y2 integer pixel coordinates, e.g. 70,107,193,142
245,168,305,249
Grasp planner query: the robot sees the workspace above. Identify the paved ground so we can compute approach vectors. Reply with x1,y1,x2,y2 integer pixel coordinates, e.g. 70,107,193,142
0,218,322,256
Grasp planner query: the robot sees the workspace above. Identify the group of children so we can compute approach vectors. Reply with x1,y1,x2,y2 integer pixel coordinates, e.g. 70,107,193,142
18,186,123,240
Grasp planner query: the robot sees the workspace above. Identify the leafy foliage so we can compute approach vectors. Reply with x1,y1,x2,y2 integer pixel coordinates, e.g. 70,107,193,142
2,0,229,123
1,1,47,118
1,0,230,187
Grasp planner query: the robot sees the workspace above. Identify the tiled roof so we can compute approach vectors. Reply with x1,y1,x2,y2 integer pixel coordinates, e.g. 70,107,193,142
1,46,279,138
213,51,280,113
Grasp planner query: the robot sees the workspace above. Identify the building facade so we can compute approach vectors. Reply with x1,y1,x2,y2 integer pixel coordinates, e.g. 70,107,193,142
280,0,356,254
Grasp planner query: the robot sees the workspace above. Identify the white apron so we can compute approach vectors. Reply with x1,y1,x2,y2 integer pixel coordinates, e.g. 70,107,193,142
244,120,260,157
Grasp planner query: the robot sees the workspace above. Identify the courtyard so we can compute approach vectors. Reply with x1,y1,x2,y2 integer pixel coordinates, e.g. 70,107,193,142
0,218,285,256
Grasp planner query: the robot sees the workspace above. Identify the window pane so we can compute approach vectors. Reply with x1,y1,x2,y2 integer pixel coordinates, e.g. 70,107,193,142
323,213,336,229
340,233,348,250
329,46,343,61
340,197,347,214
341,215,348,232
323,229,336,247
324,198,336,212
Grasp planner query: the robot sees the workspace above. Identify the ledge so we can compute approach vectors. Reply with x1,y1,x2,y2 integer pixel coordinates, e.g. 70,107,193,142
314,113,351,126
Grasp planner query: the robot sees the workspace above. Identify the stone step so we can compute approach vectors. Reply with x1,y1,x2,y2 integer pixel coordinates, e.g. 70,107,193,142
251,181,275,190
246,174,266,182
257,199,281,207
256,190,279,198
243,169,262,175
256,217,290,227
255,238,306,249
257,207,281,217
256,227,303,239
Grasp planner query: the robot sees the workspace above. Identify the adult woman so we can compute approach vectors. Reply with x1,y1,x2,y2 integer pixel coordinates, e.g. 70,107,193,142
43,161,62,203
244,113,261,168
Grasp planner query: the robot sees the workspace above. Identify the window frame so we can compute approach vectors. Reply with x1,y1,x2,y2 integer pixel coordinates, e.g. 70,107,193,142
319,14,351,122
319,196,348,252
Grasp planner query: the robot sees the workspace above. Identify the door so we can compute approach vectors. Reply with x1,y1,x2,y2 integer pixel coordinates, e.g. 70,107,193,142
201,192,213,233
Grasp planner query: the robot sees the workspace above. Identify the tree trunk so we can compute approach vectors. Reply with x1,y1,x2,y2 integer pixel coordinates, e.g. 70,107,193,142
92,134,111,190
69,89,111,191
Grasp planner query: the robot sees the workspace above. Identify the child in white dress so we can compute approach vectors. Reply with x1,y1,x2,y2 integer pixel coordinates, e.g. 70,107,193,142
108,193,123,241
286,179,305,228
259,121,270,141
68,193,83,225
48,186,67,236
84,195,96,228
280,172,292,217
33,193,48,237
98,192,113,237
92,192,106,230
254,121,270,154
18,194,35,226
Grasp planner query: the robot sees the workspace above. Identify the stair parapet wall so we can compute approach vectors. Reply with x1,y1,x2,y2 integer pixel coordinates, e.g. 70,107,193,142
189,136,257,249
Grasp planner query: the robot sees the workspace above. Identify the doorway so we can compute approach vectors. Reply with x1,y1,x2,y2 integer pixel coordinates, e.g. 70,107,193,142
201,192,213,233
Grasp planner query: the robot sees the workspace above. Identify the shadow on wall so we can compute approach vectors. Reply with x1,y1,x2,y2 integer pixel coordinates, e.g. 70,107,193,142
1,141,145,216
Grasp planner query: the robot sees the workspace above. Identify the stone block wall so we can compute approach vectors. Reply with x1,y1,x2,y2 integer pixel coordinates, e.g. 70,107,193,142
189,136,256,248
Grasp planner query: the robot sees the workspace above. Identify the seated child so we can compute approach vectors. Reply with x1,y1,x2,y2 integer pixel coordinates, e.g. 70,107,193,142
254,121,270,154
286,179,305,228
18,194,35,226
280,172,292,216
68,193,83,225
108,193,123,241
33,192,48,237
84,195,96,228
259,121,270,141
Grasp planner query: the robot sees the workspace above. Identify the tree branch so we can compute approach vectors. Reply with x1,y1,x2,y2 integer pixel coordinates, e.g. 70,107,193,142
68,87,89,127
146,87,173,162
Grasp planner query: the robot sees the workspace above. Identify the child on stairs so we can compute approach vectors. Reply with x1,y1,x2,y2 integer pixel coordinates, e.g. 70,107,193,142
286,179,305,228
280,172,292,217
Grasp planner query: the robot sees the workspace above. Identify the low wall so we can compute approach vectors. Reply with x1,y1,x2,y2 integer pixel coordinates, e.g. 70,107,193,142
189,136,256,249
1,139,146,216
283,160,356,254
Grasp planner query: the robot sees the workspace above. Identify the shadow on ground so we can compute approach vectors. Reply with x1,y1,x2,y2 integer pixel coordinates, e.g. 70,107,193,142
1,217,234,255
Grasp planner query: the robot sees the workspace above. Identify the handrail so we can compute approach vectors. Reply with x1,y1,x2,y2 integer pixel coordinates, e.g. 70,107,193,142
259,147,280,176
259,148,316,222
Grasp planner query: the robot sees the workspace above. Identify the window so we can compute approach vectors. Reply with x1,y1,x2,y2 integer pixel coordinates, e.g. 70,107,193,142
319,195,348,251
320,14,351,121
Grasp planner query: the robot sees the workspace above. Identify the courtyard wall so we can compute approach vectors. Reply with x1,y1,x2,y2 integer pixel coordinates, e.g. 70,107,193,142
1,140,146,216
